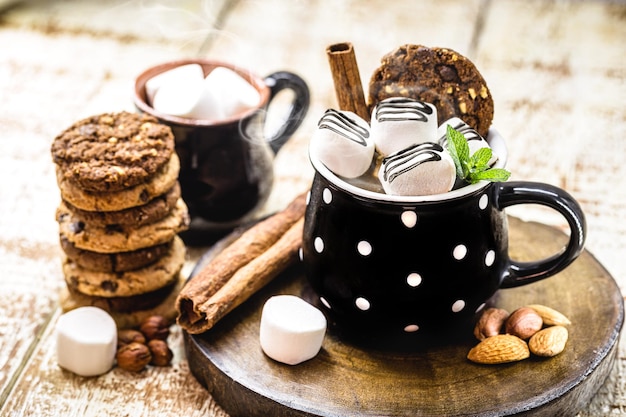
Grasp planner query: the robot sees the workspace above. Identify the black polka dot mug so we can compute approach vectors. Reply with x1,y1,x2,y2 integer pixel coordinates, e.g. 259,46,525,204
301,129,586,348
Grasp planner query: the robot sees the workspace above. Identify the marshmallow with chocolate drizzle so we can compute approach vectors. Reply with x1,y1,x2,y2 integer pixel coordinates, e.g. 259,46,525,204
437,117,497,166
310,109,374,178
378,142,456,196
371,97,438,156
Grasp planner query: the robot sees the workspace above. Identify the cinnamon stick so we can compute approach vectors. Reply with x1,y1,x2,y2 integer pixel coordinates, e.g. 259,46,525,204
326,42,369,121
176,192,307,331
184,218,304,334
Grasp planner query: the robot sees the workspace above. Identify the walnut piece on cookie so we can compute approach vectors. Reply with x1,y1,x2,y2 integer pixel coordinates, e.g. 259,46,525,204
368,44,494,138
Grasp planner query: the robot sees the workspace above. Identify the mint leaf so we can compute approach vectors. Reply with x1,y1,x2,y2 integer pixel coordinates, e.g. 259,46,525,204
443,125,511,185
469,168,511,184
446,125,469,178
470,147,492,170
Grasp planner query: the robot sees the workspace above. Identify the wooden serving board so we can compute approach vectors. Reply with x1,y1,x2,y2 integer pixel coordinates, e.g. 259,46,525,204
184,217,624,417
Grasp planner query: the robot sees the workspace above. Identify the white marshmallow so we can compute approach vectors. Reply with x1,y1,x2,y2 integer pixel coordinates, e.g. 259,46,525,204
56,307,117,377
204,67,261,118
151,68,224,121
438,117,497,166
371,97,438,156
379,142,456,196
145,64,204,106
259,295,327,365
310,109,374,178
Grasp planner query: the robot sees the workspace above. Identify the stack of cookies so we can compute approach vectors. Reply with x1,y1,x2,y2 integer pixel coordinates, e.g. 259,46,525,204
51,111,190,329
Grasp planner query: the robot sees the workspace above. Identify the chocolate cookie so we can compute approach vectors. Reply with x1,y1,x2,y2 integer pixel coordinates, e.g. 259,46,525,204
59,274,185,329
51,111,175,193
60,236,173,273
368,44,494,137
63,182,181,228
57,198,190,253
62,235,186,297
56,153,180,212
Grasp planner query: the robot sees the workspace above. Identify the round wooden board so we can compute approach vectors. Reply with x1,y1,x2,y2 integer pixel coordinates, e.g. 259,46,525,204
184,216,624,417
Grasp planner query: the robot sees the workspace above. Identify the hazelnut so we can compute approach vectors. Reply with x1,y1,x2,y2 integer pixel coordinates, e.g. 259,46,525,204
139,315,170,341
116,342,151,372
474,308,509,341
505,307,543,340
117,329,146,348
148,339,173,367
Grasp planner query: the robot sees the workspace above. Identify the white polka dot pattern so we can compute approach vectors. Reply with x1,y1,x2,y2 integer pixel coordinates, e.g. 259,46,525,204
406,273,422,287
355,297,370,311
401,210,418,228
314,237,324,253
485,250,495,266
453,244,467,260
357,241,372,256
323,188,333,204
479,194,488,210
452,299,466,313
404,324,419,333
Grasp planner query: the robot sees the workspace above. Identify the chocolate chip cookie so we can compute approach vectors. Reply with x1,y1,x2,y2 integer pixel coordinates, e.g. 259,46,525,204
51,111,175,193
56,153,180,212
62,235,185,297
63,183,181,229
57,198,190,253
60,236,173,273
368,44,494,137
60,274,185,329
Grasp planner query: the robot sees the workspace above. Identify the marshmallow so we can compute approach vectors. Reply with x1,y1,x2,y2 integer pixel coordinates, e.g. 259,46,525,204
438,117,497,166
204,67,261,118
310,109,374,178
259,295,327,365
151,67,224,121
379,142,456,196
371,97,438,156
145,63,204,105
56,307,117,377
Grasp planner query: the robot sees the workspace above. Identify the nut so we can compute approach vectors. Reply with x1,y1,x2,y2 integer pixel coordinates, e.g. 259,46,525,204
116,342,152,372
474,308,509,341
458,101,467,114
148,339,173,366
139,315,170,341
468,88,477,99
529,325,568,357
526,304,571,326
117,329,146,348
467,334,530,364
505,307,543,340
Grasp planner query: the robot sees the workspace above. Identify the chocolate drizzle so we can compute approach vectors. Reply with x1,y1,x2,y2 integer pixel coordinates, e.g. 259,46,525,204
382,142,444,183
318,109,369,146
374,98,433,123
439,120,483,147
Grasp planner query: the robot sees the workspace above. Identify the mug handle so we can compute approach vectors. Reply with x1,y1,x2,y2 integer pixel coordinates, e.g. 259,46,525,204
493,181,587,288
263,71,310,154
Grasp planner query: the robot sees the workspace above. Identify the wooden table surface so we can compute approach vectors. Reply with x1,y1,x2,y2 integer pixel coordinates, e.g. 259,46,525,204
0,0,624,415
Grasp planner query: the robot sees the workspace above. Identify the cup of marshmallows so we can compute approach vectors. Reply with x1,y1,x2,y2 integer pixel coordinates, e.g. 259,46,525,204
310,97,497,196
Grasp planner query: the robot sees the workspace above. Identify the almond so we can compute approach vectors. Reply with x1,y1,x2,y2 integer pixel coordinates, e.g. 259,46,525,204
505,307,543,340
467,334,530,364
529,325,568,357
526,304,571,326
473,308,509,341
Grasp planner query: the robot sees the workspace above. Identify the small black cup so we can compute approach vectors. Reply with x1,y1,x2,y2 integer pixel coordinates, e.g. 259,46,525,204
134,59,309,238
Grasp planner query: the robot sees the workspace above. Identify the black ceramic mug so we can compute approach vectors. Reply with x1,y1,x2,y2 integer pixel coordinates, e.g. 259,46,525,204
134,59,309,235
301,129,586,347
